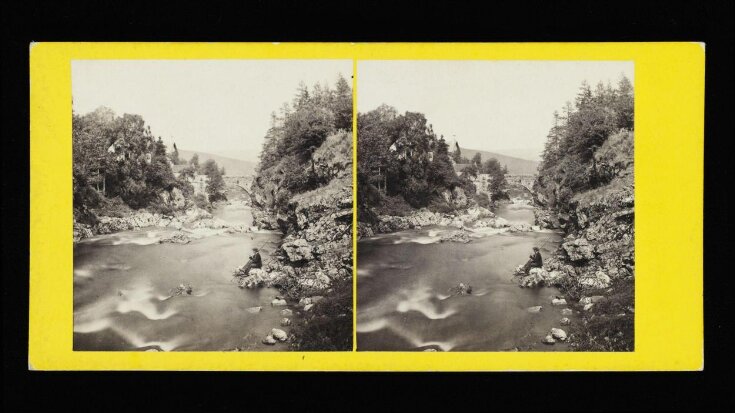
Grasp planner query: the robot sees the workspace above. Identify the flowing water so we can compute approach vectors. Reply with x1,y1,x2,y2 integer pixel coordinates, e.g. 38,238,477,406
73,201,290,351
357,201,571,351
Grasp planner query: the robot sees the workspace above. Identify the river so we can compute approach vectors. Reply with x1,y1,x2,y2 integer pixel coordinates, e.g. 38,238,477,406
73,200,290,351
357,201,571,351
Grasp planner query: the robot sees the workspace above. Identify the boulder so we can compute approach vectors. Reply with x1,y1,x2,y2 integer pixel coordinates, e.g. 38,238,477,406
271,298,287,306
246,306,262,314
73,222,93,242
439,230,471,244
337,197,352,209
562,238,595,262
281,309,294,316
304,304,314,311
551,297,567,306
561,308,573,316
281,239,314,262
159,231,191,244
299,296,324,306
271,328,288,342
560,317,571,326
551,328,567,341
451,187,469,208
579,295,606,305
543,335,556,345
518,268,549,288
579,271,611,289
583,303,595,311
280,318,292,327
262,335,277,345
527,306,543,313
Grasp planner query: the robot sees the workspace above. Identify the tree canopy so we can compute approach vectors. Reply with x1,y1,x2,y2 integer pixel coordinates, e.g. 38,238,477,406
535,75,634,210
72,107,183,210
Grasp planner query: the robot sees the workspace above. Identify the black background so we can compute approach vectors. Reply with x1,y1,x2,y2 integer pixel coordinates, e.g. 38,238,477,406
2,0,733,411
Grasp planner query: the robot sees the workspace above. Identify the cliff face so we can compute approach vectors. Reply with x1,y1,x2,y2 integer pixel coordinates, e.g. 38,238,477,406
535,131,634,293
533,131,634,351
540,185,634,292
261,177,353,298
242,132,353,350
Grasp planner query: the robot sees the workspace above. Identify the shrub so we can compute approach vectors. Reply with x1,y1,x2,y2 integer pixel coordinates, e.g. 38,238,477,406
193,193,209,210
376,194,415,217
93,196,133,217
474,192,492,209
290,277,352,351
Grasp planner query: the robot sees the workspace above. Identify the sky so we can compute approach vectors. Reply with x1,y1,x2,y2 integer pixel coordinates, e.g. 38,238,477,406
72,60,352,162
358,60,634,161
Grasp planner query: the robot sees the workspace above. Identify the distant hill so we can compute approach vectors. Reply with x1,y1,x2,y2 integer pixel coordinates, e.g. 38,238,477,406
178,149,257,176
459,147,539,175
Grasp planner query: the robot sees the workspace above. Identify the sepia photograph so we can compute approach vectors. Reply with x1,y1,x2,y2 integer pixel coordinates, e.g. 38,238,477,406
357,60,635,351
72,60,354,351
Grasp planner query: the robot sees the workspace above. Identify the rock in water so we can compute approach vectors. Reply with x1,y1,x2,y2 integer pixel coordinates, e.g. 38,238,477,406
159,231,191,244
262,335,276,345
579,295,606,305
280,318,292,327
518,268,548,288
560,317,571,326
527,306,543,313
543,335,556,345
551,328,567,341
271,298,287,306
561,308,573,316
281,309,293,316
551,298,567,306
439,230,471,244
271,328,288,342
246,306,262,314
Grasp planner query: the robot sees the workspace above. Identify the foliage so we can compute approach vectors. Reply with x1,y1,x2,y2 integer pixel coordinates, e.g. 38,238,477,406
481,158,509,200
535,75,634,211
202,159,226,202
566,279,634,351
290,277,353,351
73,107,182,210
193,193,209,210
253,75,353,213
357,106,462,211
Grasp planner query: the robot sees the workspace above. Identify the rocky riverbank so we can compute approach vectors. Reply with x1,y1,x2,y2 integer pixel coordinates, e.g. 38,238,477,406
73,203,258,243
524,186,635,351
357,204,539,240
233,178,353,350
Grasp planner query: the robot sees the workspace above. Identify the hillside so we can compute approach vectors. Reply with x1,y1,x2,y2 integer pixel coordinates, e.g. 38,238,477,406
178,149,257,176
458,147,539,175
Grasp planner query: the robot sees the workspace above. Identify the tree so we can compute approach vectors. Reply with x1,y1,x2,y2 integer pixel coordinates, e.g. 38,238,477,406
333,74,352,130
72,107,181,210
536,76,635,211
281,103,335,163
483,157,508,200
471,152,482,166
169,142,181,165
189,153,200,172
461,163,479,179
202,159,226,201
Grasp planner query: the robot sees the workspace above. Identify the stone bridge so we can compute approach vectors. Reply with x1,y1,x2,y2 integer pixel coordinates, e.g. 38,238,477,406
506,174,536,192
